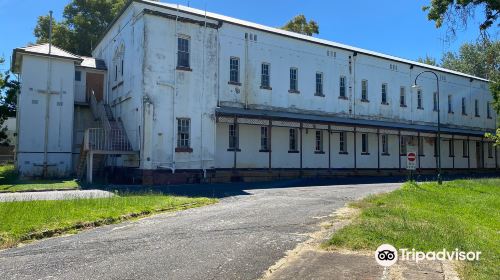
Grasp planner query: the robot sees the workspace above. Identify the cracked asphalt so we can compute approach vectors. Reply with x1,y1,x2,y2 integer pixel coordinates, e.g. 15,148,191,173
0,181,401,280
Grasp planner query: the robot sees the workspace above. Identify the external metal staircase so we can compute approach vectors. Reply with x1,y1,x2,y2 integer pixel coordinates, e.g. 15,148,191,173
76,91,137,182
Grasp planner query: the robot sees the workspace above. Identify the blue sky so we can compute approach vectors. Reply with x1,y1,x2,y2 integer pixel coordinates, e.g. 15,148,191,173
0,0,488,72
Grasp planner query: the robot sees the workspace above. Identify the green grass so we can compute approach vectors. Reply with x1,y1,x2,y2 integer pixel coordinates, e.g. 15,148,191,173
0,194,217,248
326,178,500,280
0,165,79,192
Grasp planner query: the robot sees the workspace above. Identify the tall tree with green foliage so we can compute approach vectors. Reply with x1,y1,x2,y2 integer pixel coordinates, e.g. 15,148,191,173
440,40,499,79
0,58,18,146
417,55,439,66
281,14,319,36
423,0,499,38
34,0,130,56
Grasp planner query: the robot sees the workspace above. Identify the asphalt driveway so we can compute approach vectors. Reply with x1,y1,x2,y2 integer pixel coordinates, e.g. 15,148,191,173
0,181,401,280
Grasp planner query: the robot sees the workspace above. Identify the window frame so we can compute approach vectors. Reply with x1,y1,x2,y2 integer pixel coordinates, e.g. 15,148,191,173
228,124,239,151
462,140,469,158
315,130,324,153
475,99,480,117
487,142,493,158
449,139,455,157
361,79,368,101
447,95,453,114
260,63,271,89
461,97,467,115
361,133,369,154
381,134,389,155
260,126,269,152
487,101,492,118
289,128,298,152
229,57,240,84
400,87,406,107
339,76,346,98
177,37,190,69
400,135,408,156
381,83,388,104
289,67,299,93
339,131,347,154
433,92,438,111
417,89,423,109
176,118,191,152
75,71,81,82
315,72,324,96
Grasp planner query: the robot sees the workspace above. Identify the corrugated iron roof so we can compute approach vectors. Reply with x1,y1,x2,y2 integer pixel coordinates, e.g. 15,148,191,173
215,106,491,137
15,43,82,61
80,56,107,70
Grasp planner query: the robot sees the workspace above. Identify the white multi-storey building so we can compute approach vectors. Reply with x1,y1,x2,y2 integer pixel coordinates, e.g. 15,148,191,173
12,0,498,183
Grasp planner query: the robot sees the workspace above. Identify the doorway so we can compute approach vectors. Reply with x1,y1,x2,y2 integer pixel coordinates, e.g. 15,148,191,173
86,72,104,102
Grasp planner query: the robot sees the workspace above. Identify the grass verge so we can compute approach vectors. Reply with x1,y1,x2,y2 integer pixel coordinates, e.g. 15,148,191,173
325,178,499,280
0,165,79,192
0,194,217,248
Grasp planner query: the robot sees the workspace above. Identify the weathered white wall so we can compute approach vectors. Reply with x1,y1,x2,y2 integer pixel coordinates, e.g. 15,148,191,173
92,1,498,172
17,55,75,177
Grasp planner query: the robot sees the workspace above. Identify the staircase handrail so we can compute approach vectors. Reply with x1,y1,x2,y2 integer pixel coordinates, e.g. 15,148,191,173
89,89,111,132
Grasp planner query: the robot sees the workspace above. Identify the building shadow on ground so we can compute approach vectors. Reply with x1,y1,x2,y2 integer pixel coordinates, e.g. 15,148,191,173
80,172,499,199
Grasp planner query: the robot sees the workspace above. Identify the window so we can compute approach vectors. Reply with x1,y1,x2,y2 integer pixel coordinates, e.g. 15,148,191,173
449,139,454,157
115,65,118,81
361,80,368,101
381,83,388,104
228,124,239,150
462,97,467,115
289,68,298,92
339,76,346,98
400,87,406,107
361,133,369,154
487,102,491,118
418,137,424,156
315,72,324,96
448,95,453,113
75,71,81,81
260,127,269,151
315,130,323,152
434,137,439,157
289,128,298,152
487,142,493,158
339,132,347,153
463,140,469,158
382,134,389,154
121,60,124,77
230,57,240,83
177,118,191,149
177,37,190,68
433,92,438,111
400,135,408,155
417,89,423,109
475,99,479,117
261,63,270,88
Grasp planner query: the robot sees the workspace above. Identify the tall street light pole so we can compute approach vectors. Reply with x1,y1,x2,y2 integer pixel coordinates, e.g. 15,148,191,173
413,70,442,185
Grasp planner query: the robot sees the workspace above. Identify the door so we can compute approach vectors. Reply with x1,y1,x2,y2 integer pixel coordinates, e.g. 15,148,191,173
86,72,104,102
476,142,482,168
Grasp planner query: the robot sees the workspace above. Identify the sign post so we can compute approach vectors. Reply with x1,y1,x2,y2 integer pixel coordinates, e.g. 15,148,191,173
406,148,417,181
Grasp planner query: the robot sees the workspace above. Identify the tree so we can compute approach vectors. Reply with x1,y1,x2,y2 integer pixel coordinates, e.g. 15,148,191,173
281,14,319,36
0,58,19,146
423,0,499,38
440,40,499,79
34,0,129,56
417,55,439,66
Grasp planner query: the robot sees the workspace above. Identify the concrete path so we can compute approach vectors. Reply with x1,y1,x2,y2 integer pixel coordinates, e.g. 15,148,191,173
0,190,114,202
0,182,401,280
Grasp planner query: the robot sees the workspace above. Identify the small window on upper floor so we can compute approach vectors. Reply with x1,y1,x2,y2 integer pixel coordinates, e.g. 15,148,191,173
461,97,467,115
475,99,480,117
400,87,406,107
261,63,271,89
289,68,299,93
339,76,346,98
75,71,81,81
229,57,240,84
381,83,388,104
315,72,324,96
417,89,423,109
177,37,190,69
433,92,438,111
361,80,368,101
448,95,453,114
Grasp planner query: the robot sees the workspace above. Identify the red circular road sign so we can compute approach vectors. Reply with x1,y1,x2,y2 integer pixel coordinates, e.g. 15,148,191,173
407,152,416,162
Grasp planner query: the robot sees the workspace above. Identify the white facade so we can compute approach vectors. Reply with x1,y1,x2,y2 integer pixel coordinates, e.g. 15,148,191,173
91,0,497,174
13,0,499,179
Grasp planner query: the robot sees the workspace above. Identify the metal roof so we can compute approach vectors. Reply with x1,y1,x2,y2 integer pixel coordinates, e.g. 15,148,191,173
135,0,488,82
79,56,107,70
215,106,491,137
12,43,83,73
